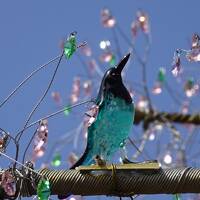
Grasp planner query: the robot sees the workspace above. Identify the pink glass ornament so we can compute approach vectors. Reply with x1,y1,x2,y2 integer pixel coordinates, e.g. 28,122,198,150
137,11,149,34
1,171,16,196
101,8,116,28
51,92,62,105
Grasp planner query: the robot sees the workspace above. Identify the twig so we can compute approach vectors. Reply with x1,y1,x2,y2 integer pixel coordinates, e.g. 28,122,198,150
15,100,92,139
22,128,38,164
0,151,42,177
14,51,64,167
0,54,62,109
112,27,122,59
116,24,153,111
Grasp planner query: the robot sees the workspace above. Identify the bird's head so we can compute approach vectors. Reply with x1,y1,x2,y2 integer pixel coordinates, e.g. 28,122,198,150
96,53,131,104
102,53,130,86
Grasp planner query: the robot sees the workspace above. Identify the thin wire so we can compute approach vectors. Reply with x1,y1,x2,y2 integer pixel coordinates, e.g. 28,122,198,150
75,53,91,78
164,81,183,105
45,128,77,164
0,151,42,177
19,129,39,200
16,52,64,142
22,128,38,164
0,128,18,163
15,99,92,137
16,41,87,143
0,54,62,109
132,130,149,160
128,137,149,160
0,127,16,143
1,150,43,200
15,99,92,166
14,52,64,167
116,24,153,111
141,59,153,112
116,24,143,64
112,27,122,59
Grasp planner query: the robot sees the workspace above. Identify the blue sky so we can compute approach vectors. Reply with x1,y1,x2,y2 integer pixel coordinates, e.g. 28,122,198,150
0,1,200,199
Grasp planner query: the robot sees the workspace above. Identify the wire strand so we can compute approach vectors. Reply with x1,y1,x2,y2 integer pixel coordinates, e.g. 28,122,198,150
0,151,42,177
0,54,62,109
15,99,92,137
14,52,64,168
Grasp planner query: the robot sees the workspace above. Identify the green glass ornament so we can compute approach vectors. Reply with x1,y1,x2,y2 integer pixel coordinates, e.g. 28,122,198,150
64,32,77,59
64,105,71,116
37,179,50,200
51,153,61,167
109,54,116,66
157,68,166,83
174,194,181,200
187,78,194,89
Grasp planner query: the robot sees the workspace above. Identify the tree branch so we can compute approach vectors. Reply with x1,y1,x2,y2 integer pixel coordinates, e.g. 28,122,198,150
134,108,200,126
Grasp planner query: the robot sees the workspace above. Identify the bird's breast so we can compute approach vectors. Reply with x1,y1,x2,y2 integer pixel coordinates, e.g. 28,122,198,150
86,93,134,162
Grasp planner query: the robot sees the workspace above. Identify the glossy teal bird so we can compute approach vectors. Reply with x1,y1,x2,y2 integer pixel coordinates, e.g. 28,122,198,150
70,53,134,169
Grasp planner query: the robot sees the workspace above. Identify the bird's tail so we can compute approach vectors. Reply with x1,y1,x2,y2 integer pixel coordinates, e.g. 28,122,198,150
70,146,94,169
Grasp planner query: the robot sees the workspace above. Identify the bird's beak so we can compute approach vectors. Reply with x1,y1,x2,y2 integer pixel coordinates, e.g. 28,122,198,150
115,53,131,74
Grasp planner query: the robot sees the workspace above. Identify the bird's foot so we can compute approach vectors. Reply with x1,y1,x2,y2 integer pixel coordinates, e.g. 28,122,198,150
93,155,106,166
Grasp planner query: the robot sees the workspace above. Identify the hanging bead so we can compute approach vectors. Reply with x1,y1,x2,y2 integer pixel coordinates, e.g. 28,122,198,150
163,153,172,165
1,171,16,197
68,152,78,166
180,101,189,114
0,131,9,153
191,33,200,49
33,146,46,158
171,52,181,77
64,32,77,59
64,105,71,116
37,179,51,200
81,45,92,57
157,67,166,83
184,78,199,97
152,82,162,95
32,120,48,160
174,194,181,200
70,77,80,104
100,52,116,65
85,105,99,125
136,96,149,111
109,54,116,66
152,68,166,95
131,21,138,38
88,59,97,74
148,132,155,141
186,48,200,62
83,80,92,96
99,40,111,50
137,10,149,34
51,91,62,105
51,153,61,167
101,8,116,28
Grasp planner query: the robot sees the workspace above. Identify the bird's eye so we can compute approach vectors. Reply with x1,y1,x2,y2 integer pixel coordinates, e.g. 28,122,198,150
111,72,116,76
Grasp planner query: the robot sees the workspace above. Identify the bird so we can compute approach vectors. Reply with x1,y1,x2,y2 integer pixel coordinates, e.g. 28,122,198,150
70,53,134,169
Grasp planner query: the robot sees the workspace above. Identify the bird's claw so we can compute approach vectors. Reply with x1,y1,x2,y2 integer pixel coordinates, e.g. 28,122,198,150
93,155,106,166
